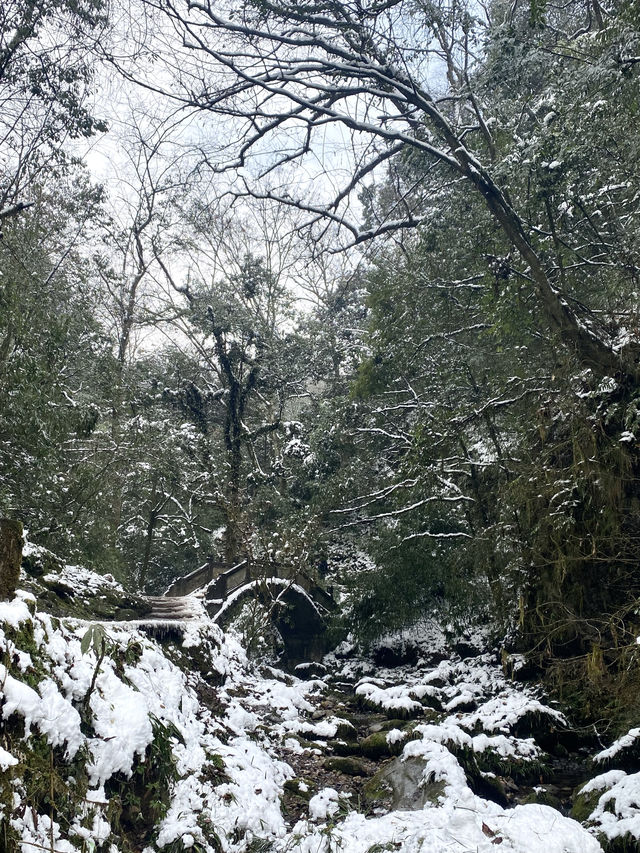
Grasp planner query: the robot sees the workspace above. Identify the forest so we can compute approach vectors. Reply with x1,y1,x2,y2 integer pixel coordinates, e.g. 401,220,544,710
1,0,640,850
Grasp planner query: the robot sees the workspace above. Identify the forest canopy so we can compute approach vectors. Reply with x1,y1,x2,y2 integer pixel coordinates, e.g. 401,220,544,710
1,0,640,715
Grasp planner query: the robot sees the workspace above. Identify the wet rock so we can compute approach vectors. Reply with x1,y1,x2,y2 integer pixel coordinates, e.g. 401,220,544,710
374,642,420,667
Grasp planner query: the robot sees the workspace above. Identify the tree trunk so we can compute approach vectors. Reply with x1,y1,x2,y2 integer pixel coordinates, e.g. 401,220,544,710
0,518,23,601
224,443,244,564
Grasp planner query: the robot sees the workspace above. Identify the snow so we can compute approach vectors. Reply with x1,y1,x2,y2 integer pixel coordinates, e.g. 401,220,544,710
462,692,565,733
0,666,84,757
0,571,615,853
290,801,602,853
386,727,406,745
355,680,423,714
87,663,154,784
0,745,18,770
0,592,33,627
309,787,341,820
213,577,322,623
595,727,640,762
578,771,640,842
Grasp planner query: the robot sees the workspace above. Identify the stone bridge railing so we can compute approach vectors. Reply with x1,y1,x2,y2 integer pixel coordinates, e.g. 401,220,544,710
164,558,336,613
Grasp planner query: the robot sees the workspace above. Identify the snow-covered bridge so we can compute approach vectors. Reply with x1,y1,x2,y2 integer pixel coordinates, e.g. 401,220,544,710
140,559,336,664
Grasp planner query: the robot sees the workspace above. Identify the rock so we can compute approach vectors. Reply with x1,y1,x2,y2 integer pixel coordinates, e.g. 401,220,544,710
359,730,404,759
374,642,420,667
570,783,602,823
283,778,314,801
281,777,316,824
519,786,562,811
21,544,63,578
334,719,357,740
323,757,369,776
42,577,76,599
328,739,361,756
363,756,446,810
0,519,23,601
295,662,328,679
369,718,412,734
469,772,509,807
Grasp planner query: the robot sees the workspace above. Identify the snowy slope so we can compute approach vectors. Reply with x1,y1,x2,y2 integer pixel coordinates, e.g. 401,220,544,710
0,567,631,852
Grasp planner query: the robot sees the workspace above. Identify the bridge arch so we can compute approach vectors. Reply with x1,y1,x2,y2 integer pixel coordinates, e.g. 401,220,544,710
209,577,333,665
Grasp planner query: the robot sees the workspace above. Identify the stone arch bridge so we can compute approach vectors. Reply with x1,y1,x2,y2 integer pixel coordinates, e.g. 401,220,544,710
142,559,337,663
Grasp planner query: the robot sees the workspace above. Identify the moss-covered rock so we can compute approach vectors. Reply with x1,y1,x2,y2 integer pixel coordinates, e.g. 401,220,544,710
42,576,76,599
283,778,314,800
22,544,63,578
359,730,407,759
334,719,358,740
328,739,361,756
363,757,446,811
521,787,562,810
570,783,601,823
362,774,393,811
323,757,369,776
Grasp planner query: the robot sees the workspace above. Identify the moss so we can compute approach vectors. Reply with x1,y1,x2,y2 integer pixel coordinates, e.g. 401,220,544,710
333,719,357,739
281,777,316,825
3,620,50,689
570,784,602,823
327,739,361,756
359,730,407,759
284,733,321,750
283,778,314,801
521,787,562,810
362,775,393,808
421,780,447,805
380,718,413,732
323,757,369,776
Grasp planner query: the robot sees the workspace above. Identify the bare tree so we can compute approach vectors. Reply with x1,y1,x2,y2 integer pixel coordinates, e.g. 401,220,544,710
90,114,197,550
112,0,639,379
0,0,109,219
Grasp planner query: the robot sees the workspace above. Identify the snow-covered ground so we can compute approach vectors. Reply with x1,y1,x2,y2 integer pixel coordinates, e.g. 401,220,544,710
0,565,638,852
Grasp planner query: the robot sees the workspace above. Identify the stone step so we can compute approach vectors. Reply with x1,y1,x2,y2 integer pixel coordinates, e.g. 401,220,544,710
142,595,205,620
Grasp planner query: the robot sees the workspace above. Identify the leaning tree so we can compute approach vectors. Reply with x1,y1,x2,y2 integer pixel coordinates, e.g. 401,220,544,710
114,0,640,670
